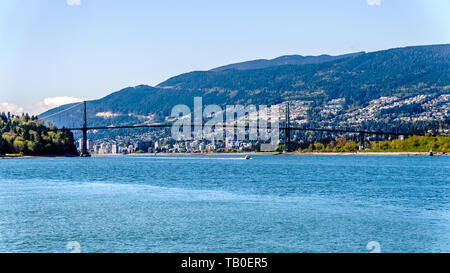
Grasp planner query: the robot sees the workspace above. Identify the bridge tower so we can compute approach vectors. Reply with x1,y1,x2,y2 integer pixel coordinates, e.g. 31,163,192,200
285,102,291,152
359,132,365,151
81,101,91,157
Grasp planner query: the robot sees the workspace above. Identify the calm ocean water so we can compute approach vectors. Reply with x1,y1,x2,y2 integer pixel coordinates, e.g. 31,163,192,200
0,155,448,253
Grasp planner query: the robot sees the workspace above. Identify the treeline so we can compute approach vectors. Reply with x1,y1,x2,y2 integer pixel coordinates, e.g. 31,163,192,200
0,112,78,156
368,135,450,152
295,135,450,153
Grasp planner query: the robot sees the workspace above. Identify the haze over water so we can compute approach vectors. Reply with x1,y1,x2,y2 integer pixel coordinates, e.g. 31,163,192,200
0,155,449,253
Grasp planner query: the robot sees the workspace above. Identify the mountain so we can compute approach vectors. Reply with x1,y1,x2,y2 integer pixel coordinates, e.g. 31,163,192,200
210,52,365,72
40,44,450,135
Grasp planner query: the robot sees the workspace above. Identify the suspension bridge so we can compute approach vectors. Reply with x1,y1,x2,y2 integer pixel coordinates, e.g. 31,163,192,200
40,101,428,157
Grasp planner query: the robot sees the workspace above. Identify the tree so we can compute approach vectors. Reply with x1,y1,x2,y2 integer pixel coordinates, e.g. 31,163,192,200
0,114,78,155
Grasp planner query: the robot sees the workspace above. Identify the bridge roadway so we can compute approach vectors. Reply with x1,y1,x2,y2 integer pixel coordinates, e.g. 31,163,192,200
51,101,429,155
66,123,421,137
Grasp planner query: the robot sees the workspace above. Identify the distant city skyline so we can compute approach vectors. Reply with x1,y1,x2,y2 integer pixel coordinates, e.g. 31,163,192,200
0,0,449,114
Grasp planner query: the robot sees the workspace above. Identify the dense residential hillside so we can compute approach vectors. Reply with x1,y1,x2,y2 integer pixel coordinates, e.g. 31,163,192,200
0,113,78,156
40,44,449,135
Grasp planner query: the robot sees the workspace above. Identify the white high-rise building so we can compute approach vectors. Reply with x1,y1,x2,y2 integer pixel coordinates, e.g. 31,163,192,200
87,140,93,151
111,144,118,154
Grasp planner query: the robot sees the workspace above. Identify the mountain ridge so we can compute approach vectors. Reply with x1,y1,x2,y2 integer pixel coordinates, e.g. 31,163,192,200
209,52,365,72
40,44,450,134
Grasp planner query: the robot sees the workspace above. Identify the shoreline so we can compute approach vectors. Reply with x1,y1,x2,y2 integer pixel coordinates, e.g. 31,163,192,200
288,151,448,156
0,154,77,159
118,151,448,156
1,152,448,159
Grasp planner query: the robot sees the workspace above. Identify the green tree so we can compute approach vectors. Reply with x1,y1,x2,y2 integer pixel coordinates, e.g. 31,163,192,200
0,114,78,156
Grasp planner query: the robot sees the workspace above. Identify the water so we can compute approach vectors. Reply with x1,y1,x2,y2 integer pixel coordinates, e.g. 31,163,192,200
0,155,449,253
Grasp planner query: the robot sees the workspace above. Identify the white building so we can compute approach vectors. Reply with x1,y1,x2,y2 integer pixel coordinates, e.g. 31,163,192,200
111,144,118,154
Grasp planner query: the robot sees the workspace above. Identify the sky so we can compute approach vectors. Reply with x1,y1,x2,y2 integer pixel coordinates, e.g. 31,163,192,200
0,0,449,114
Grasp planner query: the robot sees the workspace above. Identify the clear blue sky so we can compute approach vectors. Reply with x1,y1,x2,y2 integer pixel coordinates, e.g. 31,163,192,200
0,0,449,114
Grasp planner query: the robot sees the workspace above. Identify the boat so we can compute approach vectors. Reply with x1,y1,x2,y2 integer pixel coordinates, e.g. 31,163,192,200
245,155,251,160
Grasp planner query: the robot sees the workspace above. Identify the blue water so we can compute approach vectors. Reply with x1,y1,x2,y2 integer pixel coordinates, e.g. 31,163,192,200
0,155,449,253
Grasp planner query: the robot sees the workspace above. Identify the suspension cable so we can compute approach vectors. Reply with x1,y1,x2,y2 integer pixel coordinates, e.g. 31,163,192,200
39,102,84,120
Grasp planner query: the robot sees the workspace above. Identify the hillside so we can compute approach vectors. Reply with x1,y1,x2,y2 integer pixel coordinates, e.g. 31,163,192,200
40,44,450,134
